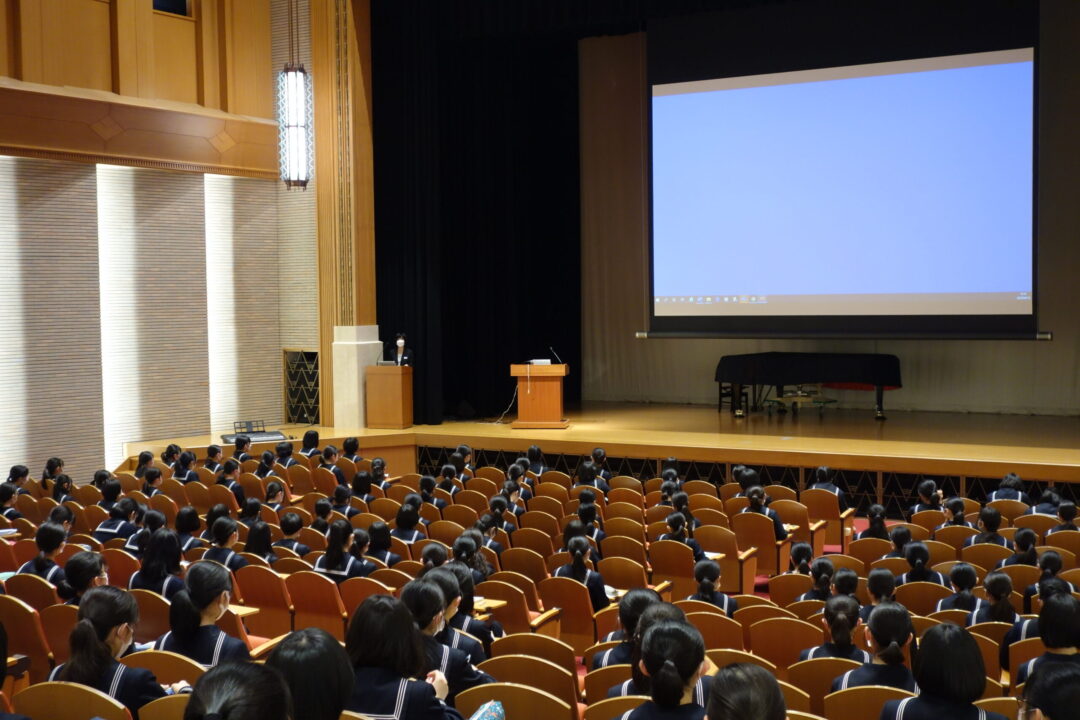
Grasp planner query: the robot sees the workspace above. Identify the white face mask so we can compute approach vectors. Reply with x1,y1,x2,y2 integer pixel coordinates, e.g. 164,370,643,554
396,339,405,348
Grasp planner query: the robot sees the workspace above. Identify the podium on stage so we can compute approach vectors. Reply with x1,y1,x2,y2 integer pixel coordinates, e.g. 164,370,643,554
510,364,569,429
365,366,413,429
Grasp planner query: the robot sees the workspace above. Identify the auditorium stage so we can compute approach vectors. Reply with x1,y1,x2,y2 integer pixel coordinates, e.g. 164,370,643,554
124,402,1080,485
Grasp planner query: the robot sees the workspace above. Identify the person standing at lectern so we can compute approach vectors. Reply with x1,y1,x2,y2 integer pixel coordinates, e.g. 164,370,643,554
387,333,413,366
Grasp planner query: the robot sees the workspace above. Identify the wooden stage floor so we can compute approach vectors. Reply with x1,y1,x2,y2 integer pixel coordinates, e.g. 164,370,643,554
130,402,1080,483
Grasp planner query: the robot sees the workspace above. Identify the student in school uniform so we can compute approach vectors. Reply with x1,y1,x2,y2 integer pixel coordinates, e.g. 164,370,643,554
578,502,606,545
243,521,278,567
254,451,277,479
456,445,474,474
987,472,1032,505
437,464,462,498
1047,501,1079,535
883,525,911,559
935,563,984,613
367,521,402,567
299,429,321,458
800,595,872,663
132,452,154,481
159,446,180,472
310,499,333,534
174,506,204,556
370,458,393,491
0,482,23,520
967,572,1017,627
964,506,1014,549
1024,552,1077,614
201,517,249,573
474,514,505,556
128,529,185,600
152,561,251,667
5,464,31,496
237,498,263,529
401,580,494,707
593,589,662,668
553,536,611,612
265,628,354,720
740,486,788,541
314,520,374,583
614,621,708,720
123,510,167,558
895,542,949,587
64,551,108,606
934,497,976,534
1001,528,1040,568
275,441,299,469
351,471,379,505
706,663,786,720
215,460,246,507
418,475,448,512
658,512,706,563
591,447,613,482
93,498,140,545
450,536,490,588
686,560,738,618
200,505,231,542
879,624,1009,720
444,561,501,652
51,473,75,504
425,568,487,666
1028,490,1062,517
338,436,363,465
203,445,224,474
796,558,835,602
319,446,348,486
344,595,462,720
808,465,848,510
98,479,122,513
526,445,548,476
50,587,187,719
1023,663,1080,720
907,479,944,518
232,435,252,463
486,496,517,536
331,485,360,519
18,522,75,599
830,603,917,693
1014,593,1080,687
264,481,286,513
575,460,611,495
273,512,312,557
392,503,426,544
171,452,200,486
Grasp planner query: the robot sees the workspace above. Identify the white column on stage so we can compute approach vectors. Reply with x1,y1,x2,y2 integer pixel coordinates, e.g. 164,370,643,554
332,325,384,428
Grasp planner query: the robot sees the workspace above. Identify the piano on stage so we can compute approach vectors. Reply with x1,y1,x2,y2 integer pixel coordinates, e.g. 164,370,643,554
715,352,902,419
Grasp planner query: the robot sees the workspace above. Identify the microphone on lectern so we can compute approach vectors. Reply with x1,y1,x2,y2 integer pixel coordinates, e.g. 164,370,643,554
549,347,564,364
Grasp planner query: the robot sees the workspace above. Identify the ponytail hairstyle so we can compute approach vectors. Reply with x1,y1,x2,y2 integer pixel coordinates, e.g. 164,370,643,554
92,470,113,489
864,504,888,539
203,503,230,532
1059,501,1078,525
944,497,966,524
566,535,591,583
984,571,1016,623
142,468,162,495
659,480,678,504
59,586,138,685
665,512,688,542
446,562,476,615
141,509,166,533
161,444,181,467
706,662,786,720
949,563,978,607
577,502,600,530
451,535,477,567
400,580,447,633
867,567,897,603
324,519,353,569
421,542,448,570
33,522,67,576
1013,528,1039,565
476,513,501,536
419,475,437,501
488,495,509,525
500,480,521,504
867,603,911,665
672,492,696,528
135,451,154,475
349,528,370,559
833,568,858,597
917,479,941,508
184,661,292,720
244,522,274,560
239,498,262,522
824,594,860,646
51,474,73,501
210,516,238,547
630,600,687,693
814,465,837,487
368,521,391,552
746,485,766,512
1038,489,1062,509
265,481,284,504
65,551,106,597
737,467,760,493
693,559,721,600
660,469,680,489
257,451,275,476
506,463,526,487
140,528,182,582
790,543,813,574
1039,551,1064,582
903,541,931,580
320,445,339,467
352,471,373,497
42,456,64,484
438,464,457,491
978,506,1003,533
170,561,232,646
177,451,197,473
618,588,662,638
809,557,834,595
639,621,706,708
890,525,911,554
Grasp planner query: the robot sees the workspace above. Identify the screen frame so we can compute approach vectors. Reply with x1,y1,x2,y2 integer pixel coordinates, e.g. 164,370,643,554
646,39,1040,340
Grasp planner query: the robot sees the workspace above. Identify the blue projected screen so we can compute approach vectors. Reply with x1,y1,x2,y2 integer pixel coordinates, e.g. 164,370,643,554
651,50,1034,319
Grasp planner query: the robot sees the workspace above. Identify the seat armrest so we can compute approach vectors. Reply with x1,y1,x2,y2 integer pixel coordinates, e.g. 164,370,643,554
529,607,561,631
839,508,855,521
809,520,828,533
737,548,757,562
250,633,291,659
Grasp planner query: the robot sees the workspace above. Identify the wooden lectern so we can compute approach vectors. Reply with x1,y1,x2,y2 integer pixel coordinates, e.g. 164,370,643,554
510,364,569,429
366,366,413,429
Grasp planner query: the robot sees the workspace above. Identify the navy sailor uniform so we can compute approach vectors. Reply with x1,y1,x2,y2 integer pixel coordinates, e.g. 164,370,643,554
49,660,166,720
830,663,918,693
17,559,66,586
314,553,375,583
553,564,611,612
153,625,250,667
346,665,463,720
618,702,706,720
422,636,493,707
879,696,1007,720
93,518,138,544
608,674,713,707
129,571,184,600
201,546,248,572
799,642,871,663
435,625,486,666
591,640,632,669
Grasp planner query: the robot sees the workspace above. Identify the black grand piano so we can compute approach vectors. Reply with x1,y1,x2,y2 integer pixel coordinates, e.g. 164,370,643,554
715,352,902,419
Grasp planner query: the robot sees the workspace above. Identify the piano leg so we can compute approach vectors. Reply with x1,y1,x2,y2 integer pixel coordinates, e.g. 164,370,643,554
875,385,886,420
733,383,745,417
774,385,786,414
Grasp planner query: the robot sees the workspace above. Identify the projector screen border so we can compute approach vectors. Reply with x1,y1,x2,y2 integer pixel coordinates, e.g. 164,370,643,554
635,329,1053,341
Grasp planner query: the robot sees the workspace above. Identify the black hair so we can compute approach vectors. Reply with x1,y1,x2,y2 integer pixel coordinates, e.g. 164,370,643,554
368,521,391,552
629,602,688,694
824,594,860,646
944,497,966,522
239,497,262,521
42,457,64,485
141,529,182,583
135,452,154,473
506,464,526,485
321,445,339,464
861,504,889,540
342,437,359,456
438,464,457,491
476,513,500,535
566,536,591,583
914,624,986,704
257,451,276,476
1013,528,1039,565
809,557,834,595
577,461,597,486
422,567,462,611
420,475,437,496
978,506,1002,533
672,492,695,527
211,516,238,547
207,445,223,460
421,542,448,570
867,603,910,665
352,471,373,496
161,446,180,466
706,662,786,720
736,467,759,492
313,499,332,520
813,466,836,486
446,562,476,614
659,480,679,503
618,588,662,637
265,481,284,503
396,503,420,531
1024,659,1080,720
234,435,251,452
746,485,766,511
790,543,813,574
833,568,858,597
222,459,240,476
170,561,232,647
1039,489,1061,508
890,525,911,553
266,628,352,720
33,523,68,583
278,512,302,537
449,453,465,475
1059,501,1078,523
1039,576,1071,602
867,567,897,602
244,522,273,560
660,469,680,487
1038,592,1080,650
639,621,705,708
349,529,370,559
59,586,138,685
101,479,122,503
1039,550,1064,582
65,551,105,596
578,488,598,507
916,479,941,508
577,502,599,528
563,518,588,546
275,441,294,459
184,660,291,720
92,469,113,488
0,482,16,506
325,519,353,569
48,504,74,527
526,445,543,465
346,595,427,677
330,485,350,506
176,505,201,534
142,467,163,493
401,580,446,632
984,571,1015,623
178,451,197,472
999,472,1022,491
692,559,721,600
489,494,509,521
665,512,689,542
452,535,478,567
949,563,978,608
370,457,386,472
903,541,931,579
456,444,472,461
302,430,320,450
662,457,680,474
51,474,73,501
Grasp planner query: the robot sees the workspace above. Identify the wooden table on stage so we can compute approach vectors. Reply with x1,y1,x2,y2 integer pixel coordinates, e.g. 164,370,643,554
510,363,569,429
366,365,413,429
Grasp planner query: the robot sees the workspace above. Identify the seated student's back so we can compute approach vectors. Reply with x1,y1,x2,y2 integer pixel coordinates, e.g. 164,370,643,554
315,519,374,583
800,595,871,663
620,621,708,720
594,588,661,669
266,628,354,720
184,660,291,720
936,563,983,613
1014,593,1080,686
967,572,1017,627
895,541,948,587
554,535,610,612
153,561,251,667
706,663,786,720
1023,661,1080,720
687,560,737,618
831,603,917,693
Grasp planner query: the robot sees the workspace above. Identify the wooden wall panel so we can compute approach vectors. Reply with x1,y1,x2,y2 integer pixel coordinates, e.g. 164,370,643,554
18,0,112,91
224,0,273,118
0,0,15,78
152,10,199,104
